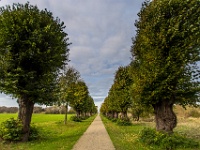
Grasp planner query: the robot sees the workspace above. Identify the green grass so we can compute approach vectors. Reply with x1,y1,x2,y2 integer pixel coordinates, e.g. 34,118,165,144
101,115,200,150
101,116,150,150
0,113,96,150
0,113,18,123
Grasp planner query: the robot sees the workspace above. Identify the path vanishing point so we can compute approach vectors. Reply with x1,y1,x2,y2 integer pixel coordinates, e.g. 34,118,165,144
72,115,115,150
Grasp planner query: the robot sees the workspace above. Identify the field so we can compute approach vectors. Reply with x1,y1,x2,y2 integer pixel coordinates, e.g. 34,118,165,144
0,113,96,150
102,106,200,150
0,107,199,150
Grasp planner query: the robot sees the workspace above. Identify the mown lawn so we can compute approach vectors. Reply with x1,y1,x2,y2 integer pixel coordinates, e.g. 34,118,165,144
101,115,200,150
0,113,96,150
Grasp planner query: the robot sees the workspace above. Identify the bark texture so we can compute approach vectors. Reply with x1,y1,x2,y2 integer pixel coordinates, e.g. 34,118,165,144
18,96,34,142
153,100,177,133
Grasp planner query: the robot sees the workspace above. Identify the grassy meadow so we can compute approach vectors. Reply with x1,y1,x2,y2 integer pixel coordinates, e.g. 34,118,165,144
102,106,200,150
0,106,199,150
0,113,96,150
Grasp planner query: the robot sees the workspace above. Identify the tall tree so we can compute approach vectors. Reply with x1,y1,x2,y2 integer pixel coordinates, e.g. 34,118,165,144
101,66,133,119
70,80,89,118
100,97,109,116
113,66,133,119
58,66,80,124
107,87,121,118
131,0,200,133
83,95,94,116
0,2,70,141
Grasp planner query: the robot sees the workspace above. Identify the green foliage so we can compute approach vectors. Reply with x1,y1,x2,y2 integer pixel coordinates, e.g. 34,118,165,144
111,118,118,123
130,0,200,133
0,118,40,141
131,104,154,121
70,116,82,122
106,116,132,126
0,2,70,104
80,116,90,120
101,66,133,119
58,66,81,106
139,128,199,149
70,115,91,122
131,0,200,107
111,66,133,113
0,2,71,141
69,80,92,115
116,118,132,126
0,118,22,141
29,124,40,141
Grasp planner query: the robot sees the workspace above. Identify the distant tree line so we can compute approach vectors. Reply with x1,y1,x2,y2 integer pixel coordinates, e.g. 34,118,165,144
57,66,98,124
0,106,18,113
100,66,153,122
0,106,78,114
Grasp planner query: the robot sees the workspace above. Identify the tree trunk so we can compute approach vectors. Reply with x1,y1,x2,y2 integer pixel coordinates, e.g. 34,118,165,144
121,111,127,120
135,113,140,121
135,109,142,121
153,100,177,133
108,112,111,118
64,103,68,125
18,96,34,142
76,110,81,118
114,112,119,118
111,111,114,118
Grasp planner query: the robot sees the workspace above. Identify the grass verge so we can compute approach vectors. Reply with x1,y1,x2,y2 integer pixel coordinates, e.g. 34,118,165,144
101,115,200,150
0,113,96,150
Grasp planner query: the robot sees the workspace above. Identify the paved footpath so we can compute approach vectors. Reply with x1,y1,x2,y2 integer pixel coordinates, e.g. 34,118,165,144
72,115,115,150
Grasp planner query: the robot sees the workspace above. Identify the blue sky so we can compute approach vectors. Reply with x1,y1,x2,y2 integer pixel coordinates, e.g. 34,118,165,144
0,0,144,108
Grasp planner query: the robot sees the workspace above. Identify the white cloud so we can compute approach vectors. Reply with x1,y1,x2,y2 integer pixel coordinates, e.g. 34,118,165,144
0,94,18,107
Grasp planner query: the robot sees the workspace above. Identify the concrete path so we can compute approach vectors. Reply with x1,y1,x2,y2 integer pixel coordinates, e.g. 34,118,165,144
72,115,115,150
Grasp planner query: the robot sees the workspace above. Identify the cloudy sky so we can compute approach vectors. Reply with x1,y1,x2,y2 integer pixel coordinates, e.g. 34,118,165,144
0,0,144,108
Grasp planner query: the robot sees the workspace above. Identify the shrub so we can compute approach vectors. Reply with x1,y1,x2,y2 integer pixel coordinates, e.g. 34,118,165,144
0,118,40,141
116,118,132,126
139,128,199,149
29,124,40,141
70,116,82,122
0,118,22,141
80,116,89,120
107,116,113,120
111,118,118,122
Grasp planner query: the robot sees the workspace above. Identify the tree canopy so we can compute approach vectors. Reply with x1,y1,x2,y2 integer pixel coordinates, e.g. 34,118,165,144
58,66,81,124
100,66,133,119
130,0,200,132
58,66,81,106
69,80,89,117
0,2,70,141
0,2,70,104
